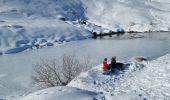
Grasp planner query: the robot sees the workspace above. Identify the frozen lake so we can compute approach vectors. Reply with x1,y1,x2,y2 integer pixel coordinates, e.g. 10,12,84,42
0,32,170,97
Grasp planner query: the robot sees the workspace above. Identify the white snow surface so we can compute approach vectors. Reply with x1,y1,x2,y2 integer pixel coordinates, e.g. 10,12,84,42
0,0,90,54
82,0,170,31
0,18,91,53
0,0,170,54
17,86,104,100
68,54,170,100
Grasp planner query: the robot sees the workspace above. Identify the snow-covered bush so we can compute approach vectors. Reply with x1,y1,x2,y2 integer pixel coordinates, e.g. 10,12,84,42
32,55,89,88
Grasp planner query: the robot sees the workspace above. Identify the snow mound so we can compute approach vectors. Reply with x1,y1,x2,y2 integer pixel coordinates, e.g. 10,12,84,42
18,86,104,100
68,62,144,93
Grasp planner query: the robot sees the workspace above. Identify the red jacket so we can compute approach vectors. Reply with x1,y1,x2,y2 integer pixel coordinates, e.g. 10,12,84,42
103,61,108,71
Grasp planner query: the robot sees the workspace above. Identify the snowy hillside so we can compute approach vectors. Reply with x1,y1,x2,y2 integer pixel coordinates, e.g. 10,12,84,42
0,0,90,54
18,86,103,100
69,54,170,100
14,54,170,100
0,18,91,53
82,0,170,32
0,0,170,54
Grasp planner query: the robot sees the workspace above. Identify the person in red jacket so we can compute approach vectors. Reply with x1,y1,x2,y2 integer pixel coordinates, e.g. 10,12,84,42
103,58,109,71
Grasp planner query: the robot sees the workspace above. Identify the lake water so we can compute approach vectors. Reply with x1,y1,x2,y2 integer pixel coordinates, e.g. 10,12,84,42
0,32,170,97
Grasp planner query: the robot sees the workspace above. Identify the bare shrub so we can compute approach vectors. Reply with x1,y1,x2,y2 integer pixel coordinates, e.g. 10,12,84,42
32,55,85,88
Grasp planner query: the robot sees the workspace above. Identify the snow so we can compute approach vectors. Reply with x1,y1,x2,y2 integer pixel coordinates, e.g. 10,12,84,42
82,0,170,32
68,54,170,99
0,18,91,54
68,63,144,93
0,0,90,54
0,0,170,99
17,86,103,100
0,0,170,54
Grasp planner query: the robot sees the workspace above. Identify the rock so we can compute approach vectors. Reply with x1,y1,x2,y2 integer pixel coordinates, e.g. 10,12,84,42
15,40,30,47
131,56,147,62
5,45,31,54
46,43,54,46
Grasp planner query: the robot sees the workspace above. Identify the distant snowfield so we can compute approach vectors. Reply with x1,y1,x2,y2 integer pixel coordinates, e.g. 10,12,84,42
82,0,170,31
0,0,170,54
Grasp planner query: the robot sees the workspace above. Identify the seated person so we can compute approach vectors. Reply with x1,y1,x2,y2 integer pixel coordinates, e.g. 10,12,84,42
103,58,110,71
110,56,117,71
110,56,124,71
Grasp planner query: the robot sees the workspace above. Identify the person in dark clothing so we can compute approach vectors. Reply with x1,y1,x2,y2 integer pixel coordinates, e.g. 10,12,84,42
110,56,117,71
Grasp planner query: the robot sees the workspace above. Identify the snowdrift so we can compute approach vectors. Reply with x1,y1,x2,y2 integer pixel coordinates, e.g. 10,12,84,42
19,86,103,100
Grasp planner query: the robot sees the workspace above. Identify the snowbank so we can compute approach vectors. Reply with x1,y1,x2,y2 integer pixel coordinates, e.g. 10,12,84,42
18,86,103,100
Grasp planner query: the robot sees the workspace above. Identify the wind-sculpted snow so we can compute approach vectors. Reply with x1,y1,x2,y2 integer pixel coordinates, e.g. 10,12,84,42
69,54,170,100
19,86,104,100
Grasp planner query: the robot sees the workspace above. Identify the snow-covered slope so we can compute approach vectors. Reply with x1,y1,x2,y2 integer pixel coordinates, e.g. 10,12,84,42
0,0,170,54
17,86,103,100
17,54,170,100
0,18,91,54
0,0,91,54
69,54,170,100
0,0,86,20
82,0,170,32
